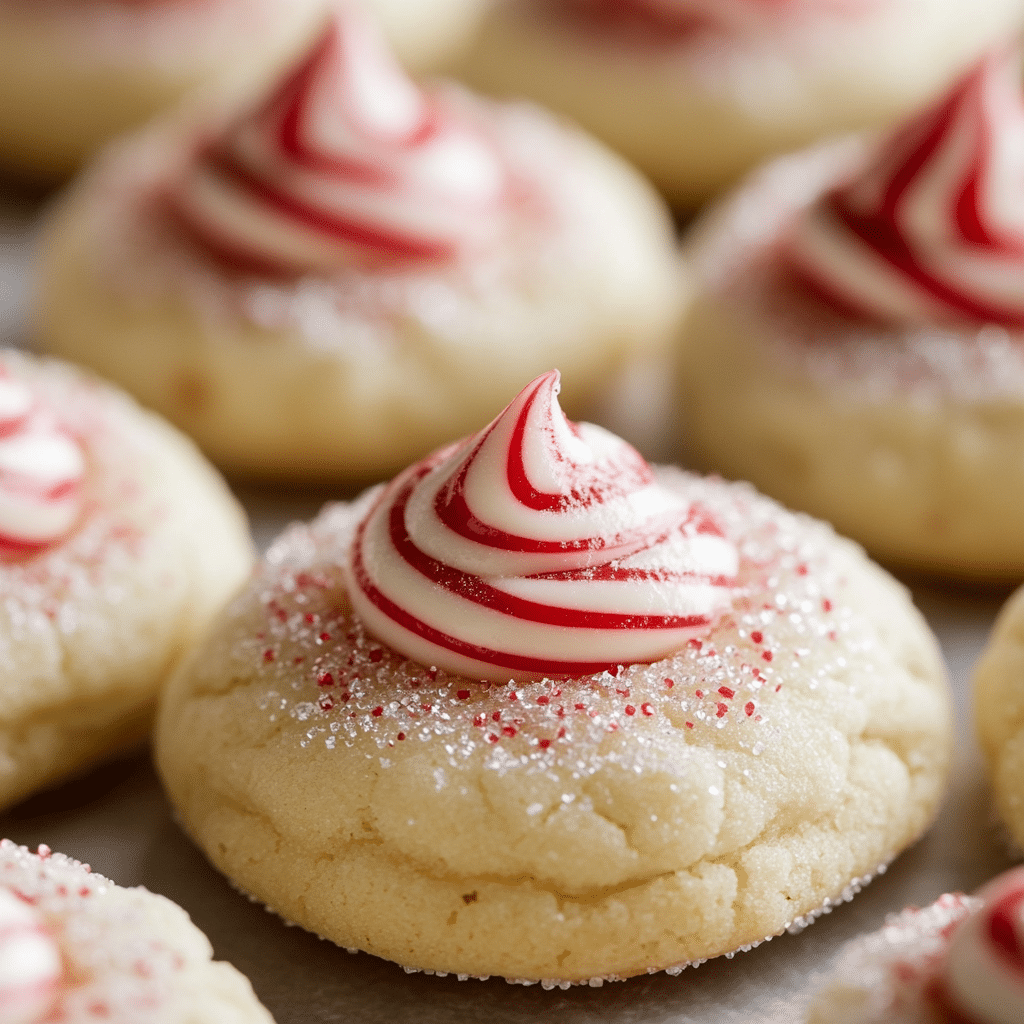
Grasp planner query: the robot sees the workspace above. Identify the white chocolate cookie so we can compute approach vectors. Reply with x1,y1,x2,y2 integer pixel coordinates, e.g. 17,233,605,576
805,867,1024,1024
0,0,328,179
974,586,1024,855
449,0,1024,208
677,50,1024,579
0,350,252,811
0,839,274,1023
156,373,951,984
37,9,681,483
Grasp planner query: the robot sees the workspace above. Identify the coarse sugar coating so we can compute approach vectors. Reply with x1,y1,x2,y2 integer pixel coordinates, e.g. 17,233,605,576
0,351,253,810
0,839,274,1023
973,584,1024,854
155,470,951,983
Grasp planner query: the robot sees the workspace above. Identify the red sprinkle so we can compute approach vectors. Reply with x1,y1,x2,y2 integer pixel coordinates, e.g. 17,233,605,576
537,695,550,705
745,701,756,717
751,631,763,644
685,722,694,729
624,705,636,716
457,689,471,700
372,706,384,717
502,726,517,737
538,738,551,749
397,732,406,741
641,703,654,716
263,649,275,662
319,632,331,642
822,599,833,612
762,650,773,662
716,703,729,718
695,689,704,698
664,678,674,688
473,715,486,728
317,672,335,687
718,686,734,699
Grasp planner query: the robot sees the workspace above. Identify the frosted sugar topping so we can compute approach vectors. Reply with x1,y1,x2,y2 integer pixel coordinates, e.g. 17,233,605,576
346,371,738,682
0,884,61,1024
788,47,1024,327
943,868,1024,1024
0,373,85,555
172,7,508,276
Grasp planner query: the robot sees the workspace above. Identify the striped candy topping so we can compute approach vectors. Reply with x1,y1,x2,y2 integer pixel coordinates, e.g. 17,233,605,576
943,867,1024,1024
347,371,739,682
788,47,1024,327
0,886,62,1024
172,7,507,276
0,374,84,555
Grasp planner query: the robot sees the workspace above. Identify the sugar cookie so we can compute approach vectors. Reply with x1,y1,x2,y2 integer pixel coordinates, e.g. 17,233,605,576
450,0,1024,207
677,48,1024,579
0,839,274,1023
156,371,951,984
805,867,1024,1024
38,7,681,482
0,350,252,810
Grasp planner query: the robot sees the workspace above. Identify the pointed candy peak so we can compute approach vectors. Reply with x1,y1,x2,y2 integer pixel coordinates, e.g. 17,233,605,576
788,47,1024,327
346,372,739,681
172,6,508,276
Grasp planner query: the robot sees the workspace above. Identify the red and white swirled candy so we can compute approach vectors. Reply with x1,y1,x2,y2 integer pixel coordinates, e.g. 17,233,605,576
943,867,1024,1024
788,48,1024,327
0,886,62,1024
0,375,85,554
172,7,507,275
347,371,739,682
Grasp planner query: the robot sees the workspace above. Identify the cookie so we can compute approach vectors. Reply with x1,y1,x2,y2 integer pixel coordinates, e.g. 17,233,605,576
974,585,1024,854
0,350,252,810
805,867,1024,1023
449,0,1024,207
37,6,681,483
155,370,951,984
0,839,274,1023
0,0,327,179
677,48,1024,579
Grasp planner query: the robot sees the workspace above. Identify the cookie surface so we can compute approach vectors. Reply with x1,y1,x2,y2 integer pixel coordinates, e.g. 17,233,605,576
156,468,950,983
0,351,253,810
677,50,1024,579
450,0,1024,207
0,839,274,1023
37,12,681,483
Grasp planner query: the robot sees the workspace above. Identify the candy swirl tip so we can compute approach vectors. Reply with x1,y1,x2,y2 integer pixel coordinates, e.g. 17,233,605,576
171,6,508,276
347,370,739,682
786,47,1024,328
0,374,85,556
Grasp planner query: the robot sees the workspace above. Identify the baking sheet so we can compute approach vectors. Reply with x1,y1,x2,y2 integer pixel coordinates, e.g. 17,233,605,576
0,182,1017,1024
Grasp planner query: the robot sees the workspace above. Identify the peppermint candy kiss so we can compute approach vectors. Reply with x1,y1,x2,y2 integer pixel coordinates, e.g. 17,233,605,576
172,8,507,275
0,375,85,554
943,868,1024,1024
347,371,739,682
0,886,62,1024
788,48,1024,327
